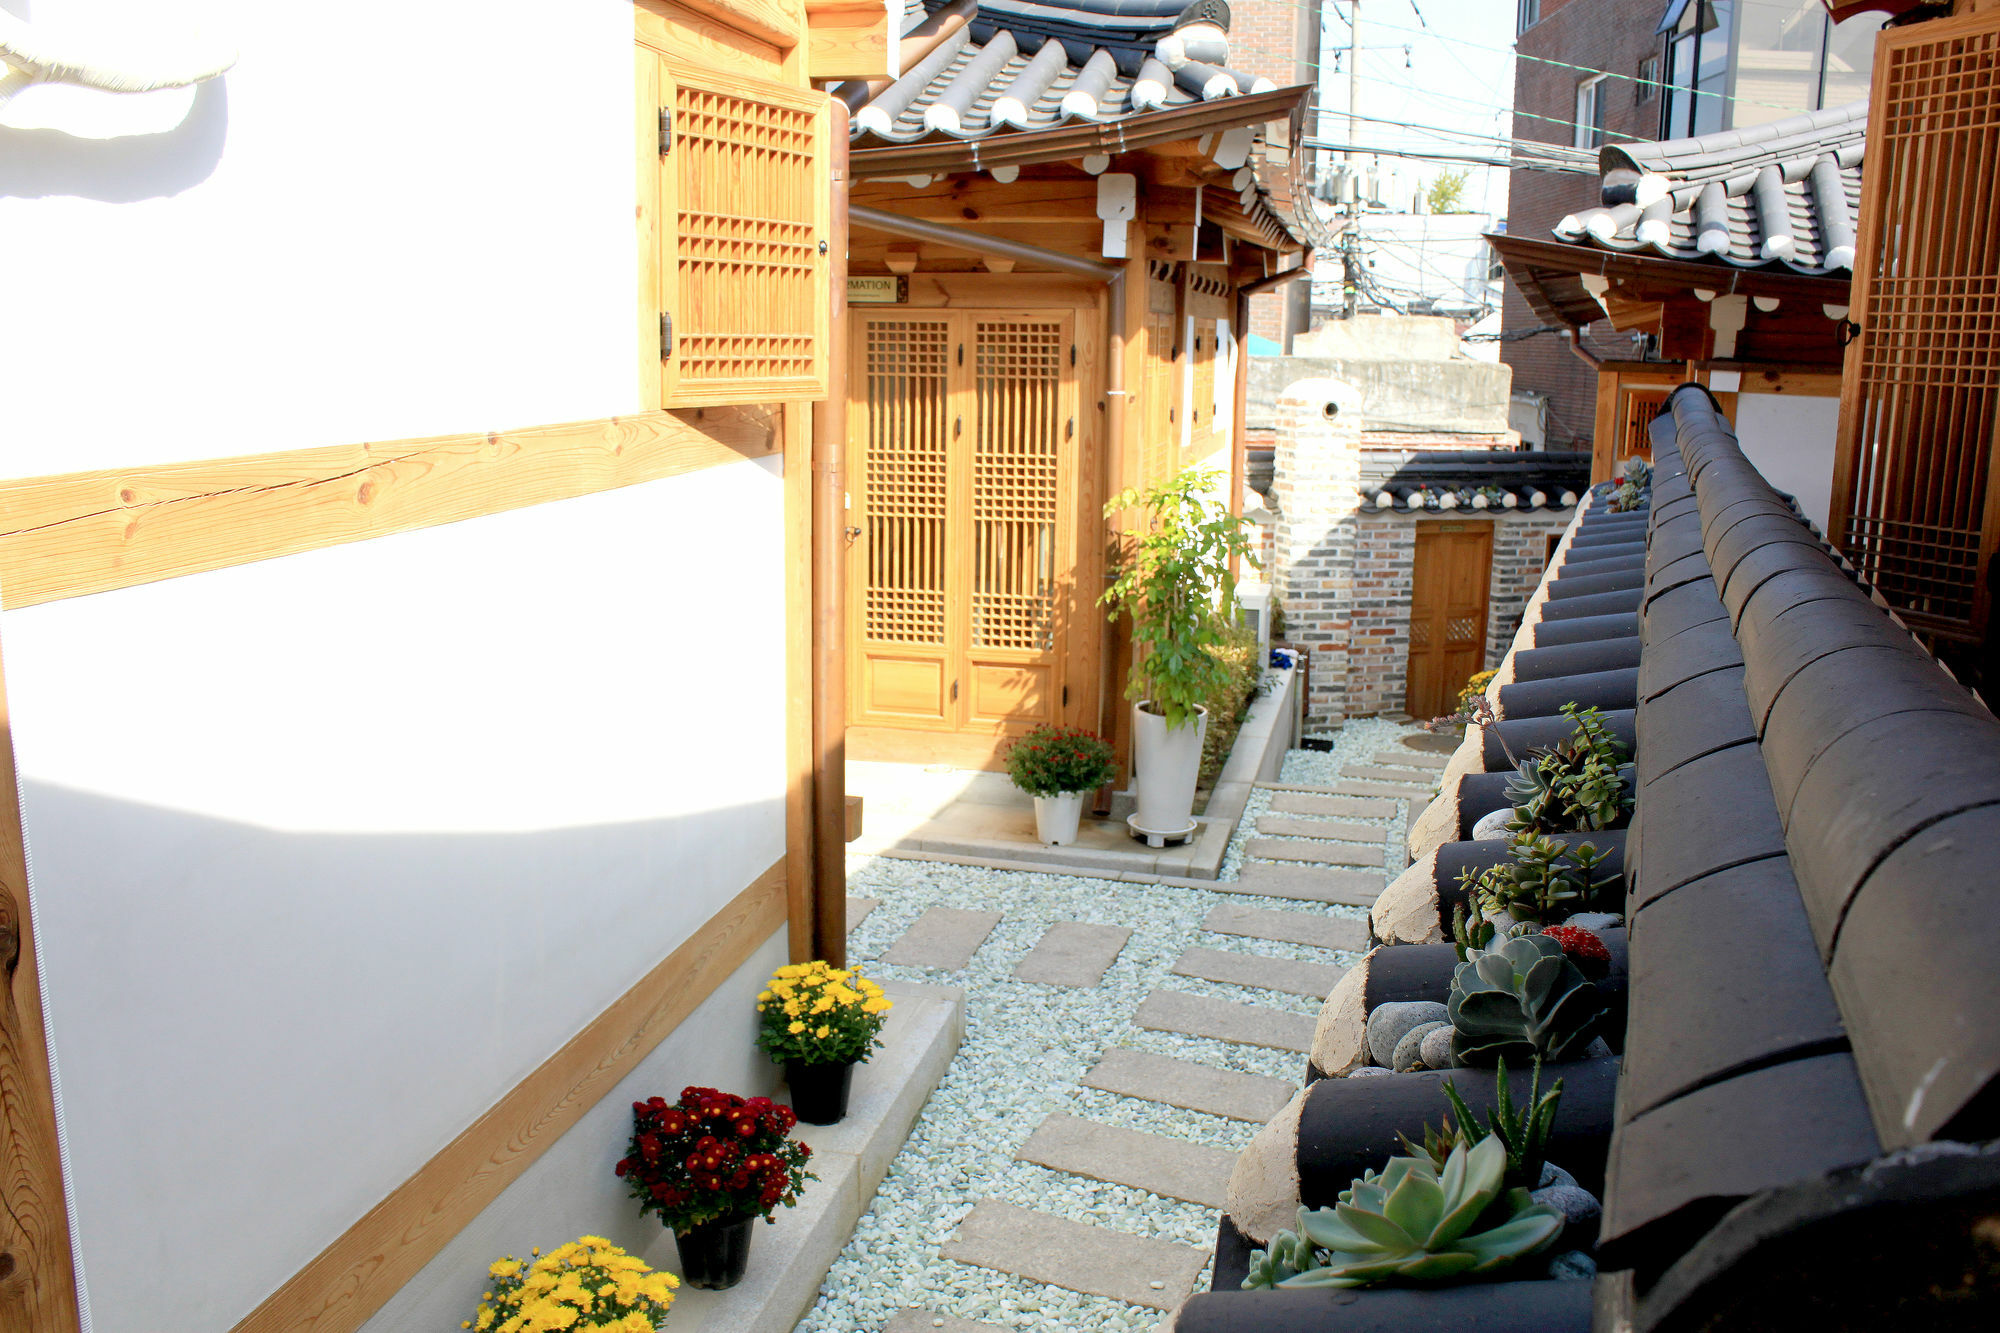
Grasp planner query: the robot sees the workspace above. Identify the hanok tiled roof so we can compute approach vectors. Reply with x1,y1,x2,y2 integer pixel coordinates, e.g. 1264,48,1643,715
1551,101,1866,277
847,0,1273,147
1355,450,1593,514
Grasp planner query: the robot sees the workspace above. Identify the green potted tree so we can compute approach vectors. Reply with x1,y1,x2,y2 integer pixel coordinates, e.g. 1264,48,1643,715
1004,724,1117,845
1101,468,1258,845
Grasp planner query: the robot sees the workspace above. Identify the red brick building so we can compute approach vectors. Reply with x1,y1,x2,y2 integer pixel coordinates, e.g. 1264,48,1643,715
1226,0,1325,346
1500,0,1667,450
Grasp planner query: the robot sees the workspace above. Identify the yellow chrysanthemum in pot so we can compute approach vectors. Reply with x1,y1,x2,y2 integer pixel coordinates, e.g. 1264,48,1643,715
754,960,892,1126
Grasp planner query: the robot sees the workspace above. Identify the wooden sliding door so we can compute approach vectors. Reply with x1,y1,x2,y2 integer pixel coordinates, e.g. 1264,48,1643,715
849,308,1083,755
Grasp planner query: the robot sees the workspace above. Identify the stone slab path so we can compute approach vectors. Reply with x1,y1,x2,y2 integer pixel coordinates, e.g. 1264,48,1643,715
1266,792,1397,819
1379,749,1451,770
1014,922,1132,988
1017,1112,1236,1208
1201,902,1368,952
942,1201,1211,1311
1080,1048,1295,1123
1172,945,1345,999
1242,837,1383,868
880,907,1003,970
1133,989,1316,1053
801,718,1430,1333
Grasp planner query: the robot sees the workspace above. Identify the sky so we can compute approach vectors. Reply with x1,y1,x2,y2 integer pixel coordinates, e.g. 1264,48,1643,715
1307,0,1524,222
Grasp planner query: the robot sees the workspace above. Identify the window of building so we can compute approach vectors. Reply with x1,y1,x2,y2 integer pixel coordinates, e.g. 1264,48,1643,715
1575,75,1608,149
1635,56,1660,104
1660,0,1733,138
1517,0,1539,36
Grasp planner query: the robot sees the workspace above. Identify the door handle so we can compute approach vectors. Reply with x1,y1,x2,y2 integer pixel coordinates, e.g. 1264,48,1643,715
955,415,963,438
951,679,959,702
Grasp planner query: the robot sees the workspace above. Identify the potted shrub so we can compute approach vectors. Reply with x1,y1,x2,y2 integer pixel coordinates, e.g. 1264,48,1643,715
755,961,892,1124
615,1087,814,1290
1004,724,1116,845
464,1235,679,1331
1101,468,1257,843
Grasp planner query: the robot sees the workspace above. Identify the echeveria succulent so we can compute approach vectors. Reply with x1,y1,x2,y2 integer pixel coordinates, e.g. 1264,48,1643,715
1449,934,1605,1066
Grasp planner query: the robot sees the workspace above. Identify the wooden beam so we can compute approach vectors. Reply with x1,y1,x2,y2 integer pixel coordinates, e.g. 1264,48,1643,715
805,1,892,79
783,404,816,965
672,0,802,50
0,409,779,610
232,858,788,1333
0,635,81,1333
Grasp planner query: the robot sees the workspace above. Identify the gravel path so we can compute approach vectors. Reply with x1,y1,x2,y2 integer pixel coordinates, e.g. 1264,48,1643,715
795,719,1428,1333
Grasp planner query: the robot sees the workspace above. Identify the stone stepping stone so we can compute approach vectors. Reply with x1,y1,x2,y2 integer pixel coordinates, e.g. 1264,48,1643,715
942,1200,1209,1312
880,907,1003,970
1340,765,1432,785
1134,989,1316,1053
1173,945,1346,999
1202,902,1369,952
1253,815,1380,842
1223,861,1382,907
1244,837,1383,868
1268,792,1397,819
1014,922,1132,988
847,897,880,931
1380,749,1451,770
1081,1047,1296,1123
1018,1112,1236,1208
1328,780,1427,799
885,1313,1008,1333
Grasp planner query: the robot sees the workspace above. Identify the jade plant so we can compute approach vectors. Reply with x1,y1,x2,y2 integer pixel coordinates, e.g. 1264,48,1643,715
1452,833,1618,957
1240,1136,1564,1289
1448,934,1605,1066
1399,1057,1564,1192
1504,704,1632,835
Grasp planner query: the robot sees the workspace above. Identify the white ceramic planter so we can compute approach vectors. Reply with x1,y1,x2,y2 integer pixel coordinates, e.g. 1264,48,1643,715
1130,701,1208,841
1032,791,1086,845
1471,807,1515,841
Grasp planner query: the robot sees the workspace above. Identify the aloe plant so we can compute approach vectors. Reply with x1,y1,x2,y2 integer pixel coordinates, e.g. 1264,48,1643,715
1444,1056,1563,1190
1449,934,1605,1066
1240,1136,1564,1289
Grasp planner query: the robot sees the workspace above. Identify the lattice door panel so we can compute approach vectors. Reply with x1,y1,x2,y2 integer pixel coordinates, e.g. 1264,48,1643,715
658,62,829,406
1831,9,2000,640
971,320,1064,654
1190,319,1218,459
1141,306,1177,488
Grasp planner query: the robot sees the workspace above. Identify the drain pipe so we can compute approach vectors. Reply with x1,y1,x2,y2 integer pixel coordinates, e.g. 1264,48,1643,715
812,106,853,967
848,203,1128,789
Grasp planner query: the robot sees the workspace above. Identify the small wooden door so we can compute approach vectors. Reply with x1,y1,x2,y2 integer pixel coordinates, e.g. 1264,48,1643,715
848,308,1081,745
1405,522,1493,719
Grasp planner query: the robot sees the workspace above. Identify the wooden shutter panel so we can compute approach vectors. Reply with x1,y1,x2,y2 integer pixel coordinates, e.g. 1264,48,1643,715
658,60,830,407
1831,8,2000,642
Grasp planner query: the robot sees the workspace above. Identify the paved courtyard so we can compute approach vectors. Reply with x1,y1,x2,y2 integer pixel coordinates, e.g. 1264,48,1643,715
795,718,1441,1332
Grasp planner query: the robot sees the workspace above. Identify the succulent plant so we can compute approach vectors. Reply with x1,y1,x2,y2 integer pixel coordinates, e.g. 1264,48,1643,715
1455,834,1618,941
1449,934,1606,1066
1443,1056,1563,1190
1503,705,1632,835
1239,1136,1564,1289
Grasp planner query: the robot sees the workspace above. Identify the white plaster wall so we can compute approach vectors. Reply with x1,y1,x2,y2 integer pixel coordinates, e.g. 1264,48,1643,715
1735,392,1840,532
0,0,637,476
3,461,787,1333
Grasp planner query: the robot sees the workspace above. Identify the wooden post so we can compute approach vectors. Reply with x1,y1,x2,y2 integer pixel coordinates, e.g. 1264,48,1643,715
1591,368,1620,484
0,633,83,1332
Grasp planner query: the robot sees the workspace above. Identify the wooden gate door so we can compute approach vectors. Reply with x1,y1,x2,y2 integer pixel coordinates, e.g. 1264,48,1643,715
1405,522,1493,719
848,308,1080,757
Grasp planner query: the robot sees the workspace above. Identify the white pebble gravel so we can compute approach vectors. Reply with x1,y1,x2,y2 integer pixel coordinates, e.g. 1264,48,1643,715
796,726,1430,1332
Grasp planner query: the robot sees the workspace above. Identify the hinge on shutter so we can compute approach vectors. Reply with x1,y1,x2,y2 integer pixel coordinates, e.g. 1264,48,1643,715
660,312,675,359
658,107,673,154
1062,685,1070,706
1066,417,1074,440
957,343,964,365
1070,344,1077,367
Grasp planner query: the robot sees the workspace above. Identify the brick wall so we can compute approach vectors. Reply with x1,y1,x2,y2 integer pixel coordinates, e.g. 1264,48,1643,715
1272,379,1362,729
1501,0,1667,448
1232,0,1317,347
1485,513,1573,667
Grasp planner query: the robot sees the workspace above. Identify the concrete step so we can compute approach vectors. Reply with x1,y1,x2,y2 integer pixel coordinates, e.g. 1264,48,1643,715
1017,1112,1236,1208
1222,861,1382,907
1340,765,1433,786
879,907,1003,971
1253,815,1381,842
942,1200,1210,1312
1326,780,1430,799
1081,1047,1296,1123
1202,902,1369,952
1172,945,1345,999
885,1313,1006,1333
847,896,880,931
1013,922,1131,988
1379,749,1451,770
1243,837,1384,868
1133,989,1316,1053
1266,792,1397,819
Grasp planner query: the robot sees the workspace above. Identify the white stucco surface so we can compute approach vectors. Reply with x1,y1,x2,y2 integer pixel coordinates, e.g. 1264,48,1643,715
1735,391,1840,532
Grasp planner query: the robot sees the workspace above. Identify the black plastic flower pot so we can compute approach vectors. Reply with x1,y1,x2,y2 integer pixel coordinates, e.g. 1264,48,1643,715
674,1213,757,1290
785,1058,856,1125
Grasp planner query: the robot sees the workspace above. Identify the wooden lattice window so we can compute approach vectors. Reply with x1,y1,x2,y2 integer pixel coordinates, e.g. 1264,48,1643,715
972,321,1064,652
657,60,830,406
1831,8,2000,642
1190,318,1218,458
861,319,951,646
1142,301,1177,487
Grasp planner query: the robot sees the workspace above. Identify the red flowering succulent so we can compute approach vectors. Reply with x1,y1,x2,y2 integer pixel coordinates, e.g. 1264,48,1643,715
1540,925,1612,978
615,1086,815,1233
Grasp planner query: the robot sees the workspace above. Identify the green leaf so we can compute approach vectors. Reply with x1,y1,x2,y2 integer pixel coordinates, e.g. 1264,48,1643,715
1382,1167,1445,1241
1332,1201,1414,1253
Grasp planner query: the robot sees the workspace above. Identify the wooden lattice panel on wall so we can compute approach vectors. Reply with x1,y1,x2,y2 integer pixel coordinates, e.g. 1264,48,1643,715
658,61,830,406
1832,7,2000,640
1142,305,1177,488
860,319,951,647
972,321,1064,652
1190,318,1218,460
